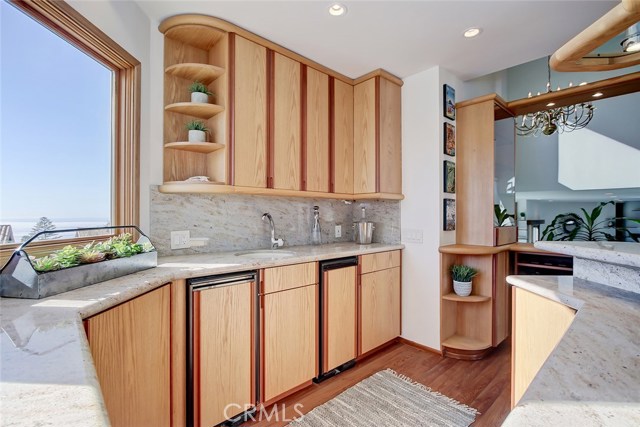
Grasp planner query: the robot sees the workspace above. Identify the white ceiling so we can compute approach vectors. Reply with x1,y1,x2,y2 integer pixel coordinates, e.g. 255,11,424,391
134,0,617,81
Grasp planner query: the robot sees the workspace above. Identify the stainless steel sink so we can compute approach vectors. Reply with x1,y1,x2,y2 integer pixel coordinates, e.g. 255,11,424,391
234,250,296,259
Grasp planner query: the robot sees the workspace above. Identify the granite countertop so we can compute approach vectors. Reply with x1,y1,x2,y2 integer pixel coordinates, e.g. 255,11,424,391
0,242,402,427
535,241,640,268
503,275,640,427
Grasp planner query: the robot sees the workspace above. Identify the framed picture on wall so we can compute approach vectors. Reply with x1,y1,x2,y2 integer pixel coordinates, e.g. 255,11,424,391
443,84,456,120
444,199,456,231
444,122,455,156
444,160,456,193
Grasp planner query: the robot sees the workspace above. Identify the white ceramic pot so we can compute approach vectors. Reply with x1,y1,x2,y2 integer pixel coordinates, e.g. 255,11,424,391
188,130,206,143
453,280,472,297
191,92,209,103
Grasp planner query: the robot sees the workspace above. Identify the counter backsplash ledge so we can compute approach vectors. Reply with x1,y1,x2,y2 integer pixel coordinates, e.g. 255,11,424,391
150,186,401,256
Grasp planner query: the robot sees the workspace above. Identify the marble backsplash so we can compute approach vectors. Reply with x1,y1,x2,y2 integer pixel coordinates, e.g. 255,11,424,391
149,186,400,256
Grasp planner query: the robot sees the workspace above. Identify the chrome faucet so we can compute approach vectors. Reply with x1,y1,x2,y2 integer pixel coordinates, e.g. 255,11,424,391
262,213,284,249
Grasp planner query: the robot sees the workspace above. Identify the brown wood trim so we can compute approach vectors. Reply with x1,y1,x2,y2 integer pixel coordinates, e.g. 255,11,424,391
259,293,265,404
353,68,403,86
374,76,381,193
193,291,201,427
442,345,494,361
399,250,403,335
267,49,275,188
356,256,363,356
228,33,236,185
355,338,398,361
328,77,336,193
492,254,497,346
396,337,443,356
455,93,509,110
300,64,308,191
259,380,314,409
510,292,517,409
322,271,329,373
507,71,640,116
250,280,257,406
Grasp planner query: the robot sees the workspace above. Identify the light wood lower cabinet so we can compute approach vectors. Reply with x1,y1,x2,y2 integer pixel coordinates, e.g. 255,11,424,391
512,287,575,407
86,285,171,427
323,266,358,371
359,266,401,355
193,280,255,427
261,282,317,403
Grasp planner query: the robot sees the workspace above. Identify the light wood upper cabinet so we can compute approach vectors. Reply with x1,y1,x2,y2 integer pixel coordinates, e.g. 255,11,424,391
272,52,302,190
233,35,268,188
332,79,354,194
87,285,171,427
353,77,402,195
261,284,317,403
195,281,255,427
305,67,330,192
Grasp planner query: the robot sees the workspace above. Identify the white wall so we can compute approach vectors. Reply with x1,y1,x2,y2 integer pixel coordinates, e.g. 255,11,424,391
400,66,468,350
68,0,155,232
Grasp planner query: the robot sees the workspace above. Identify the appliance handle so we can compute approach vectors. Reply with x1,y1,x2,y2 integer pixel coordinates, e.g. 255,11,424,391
320,256,358,272
189,273,256,289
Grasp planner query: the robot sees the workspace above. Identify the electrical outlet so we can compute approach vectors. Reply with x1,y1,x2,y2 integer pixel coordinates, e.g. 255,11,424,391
335,225,342,238
171,230,190,249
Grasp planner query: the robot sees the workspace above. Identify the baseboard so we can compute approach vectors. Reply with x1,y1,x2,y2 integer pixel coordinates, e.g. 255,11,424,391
396,337,442,356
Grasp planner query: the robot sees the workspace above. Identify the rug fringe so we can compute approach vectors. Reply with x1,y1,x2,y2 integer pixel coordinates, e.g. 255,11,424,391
382,368,481,416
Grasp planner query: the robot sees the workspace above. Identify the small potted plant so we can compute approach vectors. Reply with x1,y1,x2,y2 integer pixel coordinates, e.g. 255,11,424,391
450,264,478,297
189,81,213,103
186,120,208,143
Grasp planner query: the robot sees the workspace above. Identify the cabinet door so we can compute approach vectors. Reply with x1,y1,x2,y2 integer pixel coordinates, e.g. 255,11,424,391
360,267,401,354
378,78,402,194
87,285,170,427
233,35,267,188
195,281,255,427
353,77,377,194
333,79,354,194
324,266,357,371
306,67,330,192
272,52,301,190
262,284,317,402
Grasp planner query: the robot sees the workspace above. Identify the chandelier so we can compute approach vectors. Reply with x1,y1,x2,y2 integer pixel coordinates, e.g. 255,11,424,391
515,57,595,137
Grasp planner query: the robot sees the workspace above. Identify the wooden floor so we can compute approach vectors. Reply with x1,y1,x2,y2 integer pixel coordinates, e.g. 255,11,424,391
245,339,511,426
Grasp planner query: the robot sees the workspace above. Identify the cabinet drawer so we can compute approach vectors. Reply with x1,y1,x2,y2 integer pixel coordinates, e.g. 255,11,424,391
360,250,400,274
262,262,317,294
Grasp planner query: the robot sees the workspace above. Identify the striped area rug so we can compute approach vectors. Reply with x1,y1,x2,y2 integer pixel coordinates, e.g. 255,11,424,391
288,369,479,427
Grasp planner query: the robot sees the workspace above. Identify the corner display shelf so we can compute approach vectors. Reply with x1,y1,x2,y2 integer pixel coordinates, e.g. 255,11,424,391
439,244,510,360
165,63,224,84
163,142,224,154
164,102,224,119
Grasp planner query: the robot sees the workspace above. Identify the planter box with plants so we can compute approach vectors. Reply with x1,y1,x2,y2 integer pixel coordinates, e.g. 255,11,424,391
0,226,157,299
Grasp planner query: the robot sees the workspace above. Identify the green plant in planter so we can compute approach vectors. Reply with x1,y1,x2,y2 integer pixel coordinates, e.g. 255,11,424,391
185,120,208,132
542,201,639,242
55,245,82,268
450,265,478,282
33,255,61,273
188,81,213,96
494,205,514,227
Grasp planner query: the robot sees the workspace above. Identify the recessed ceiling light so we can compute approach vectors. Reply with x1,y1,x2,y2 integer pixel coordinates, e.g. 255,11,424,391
463,28,482,38
579,82,588,86
546,102,556,107
593,92,603,98
328,3,347,16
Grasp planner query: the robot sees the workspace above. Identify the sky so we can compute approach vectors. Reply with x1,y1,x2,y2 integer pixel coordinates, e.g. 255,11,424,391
0,0,112,222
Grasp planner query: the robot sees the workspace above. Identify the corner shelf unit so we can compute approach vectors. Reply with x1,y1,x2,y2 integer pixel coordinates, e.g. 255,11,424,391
439,244,510,360
162,20,228,184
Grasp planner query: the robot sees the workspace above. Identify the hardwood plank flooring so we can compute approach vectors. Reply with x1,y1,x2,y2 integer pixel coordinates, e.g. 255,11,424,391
245,339,511,426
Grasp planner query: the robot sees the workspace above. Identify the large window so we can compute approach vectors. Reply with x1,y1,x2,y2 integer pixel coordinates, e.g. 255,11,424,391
0,0,140,262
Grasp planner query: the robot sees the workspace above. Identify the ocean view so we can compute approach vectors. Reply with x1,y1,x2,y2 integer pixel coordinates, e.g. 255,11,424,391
2,219,110,242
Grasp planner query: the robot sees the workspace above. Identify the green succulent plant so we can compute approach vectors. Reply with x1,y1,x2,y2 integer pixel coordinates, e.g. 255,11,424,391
33,255,61,273
450,265,478,282
185,120,208,132
55,245,82,268
188,81,213,95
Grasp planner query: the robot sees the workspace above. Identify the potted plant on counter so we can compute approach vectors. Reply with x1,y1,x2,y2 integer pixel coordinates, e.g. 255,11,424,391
186,120,208,143
189,81,213,103
450,264,478,297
